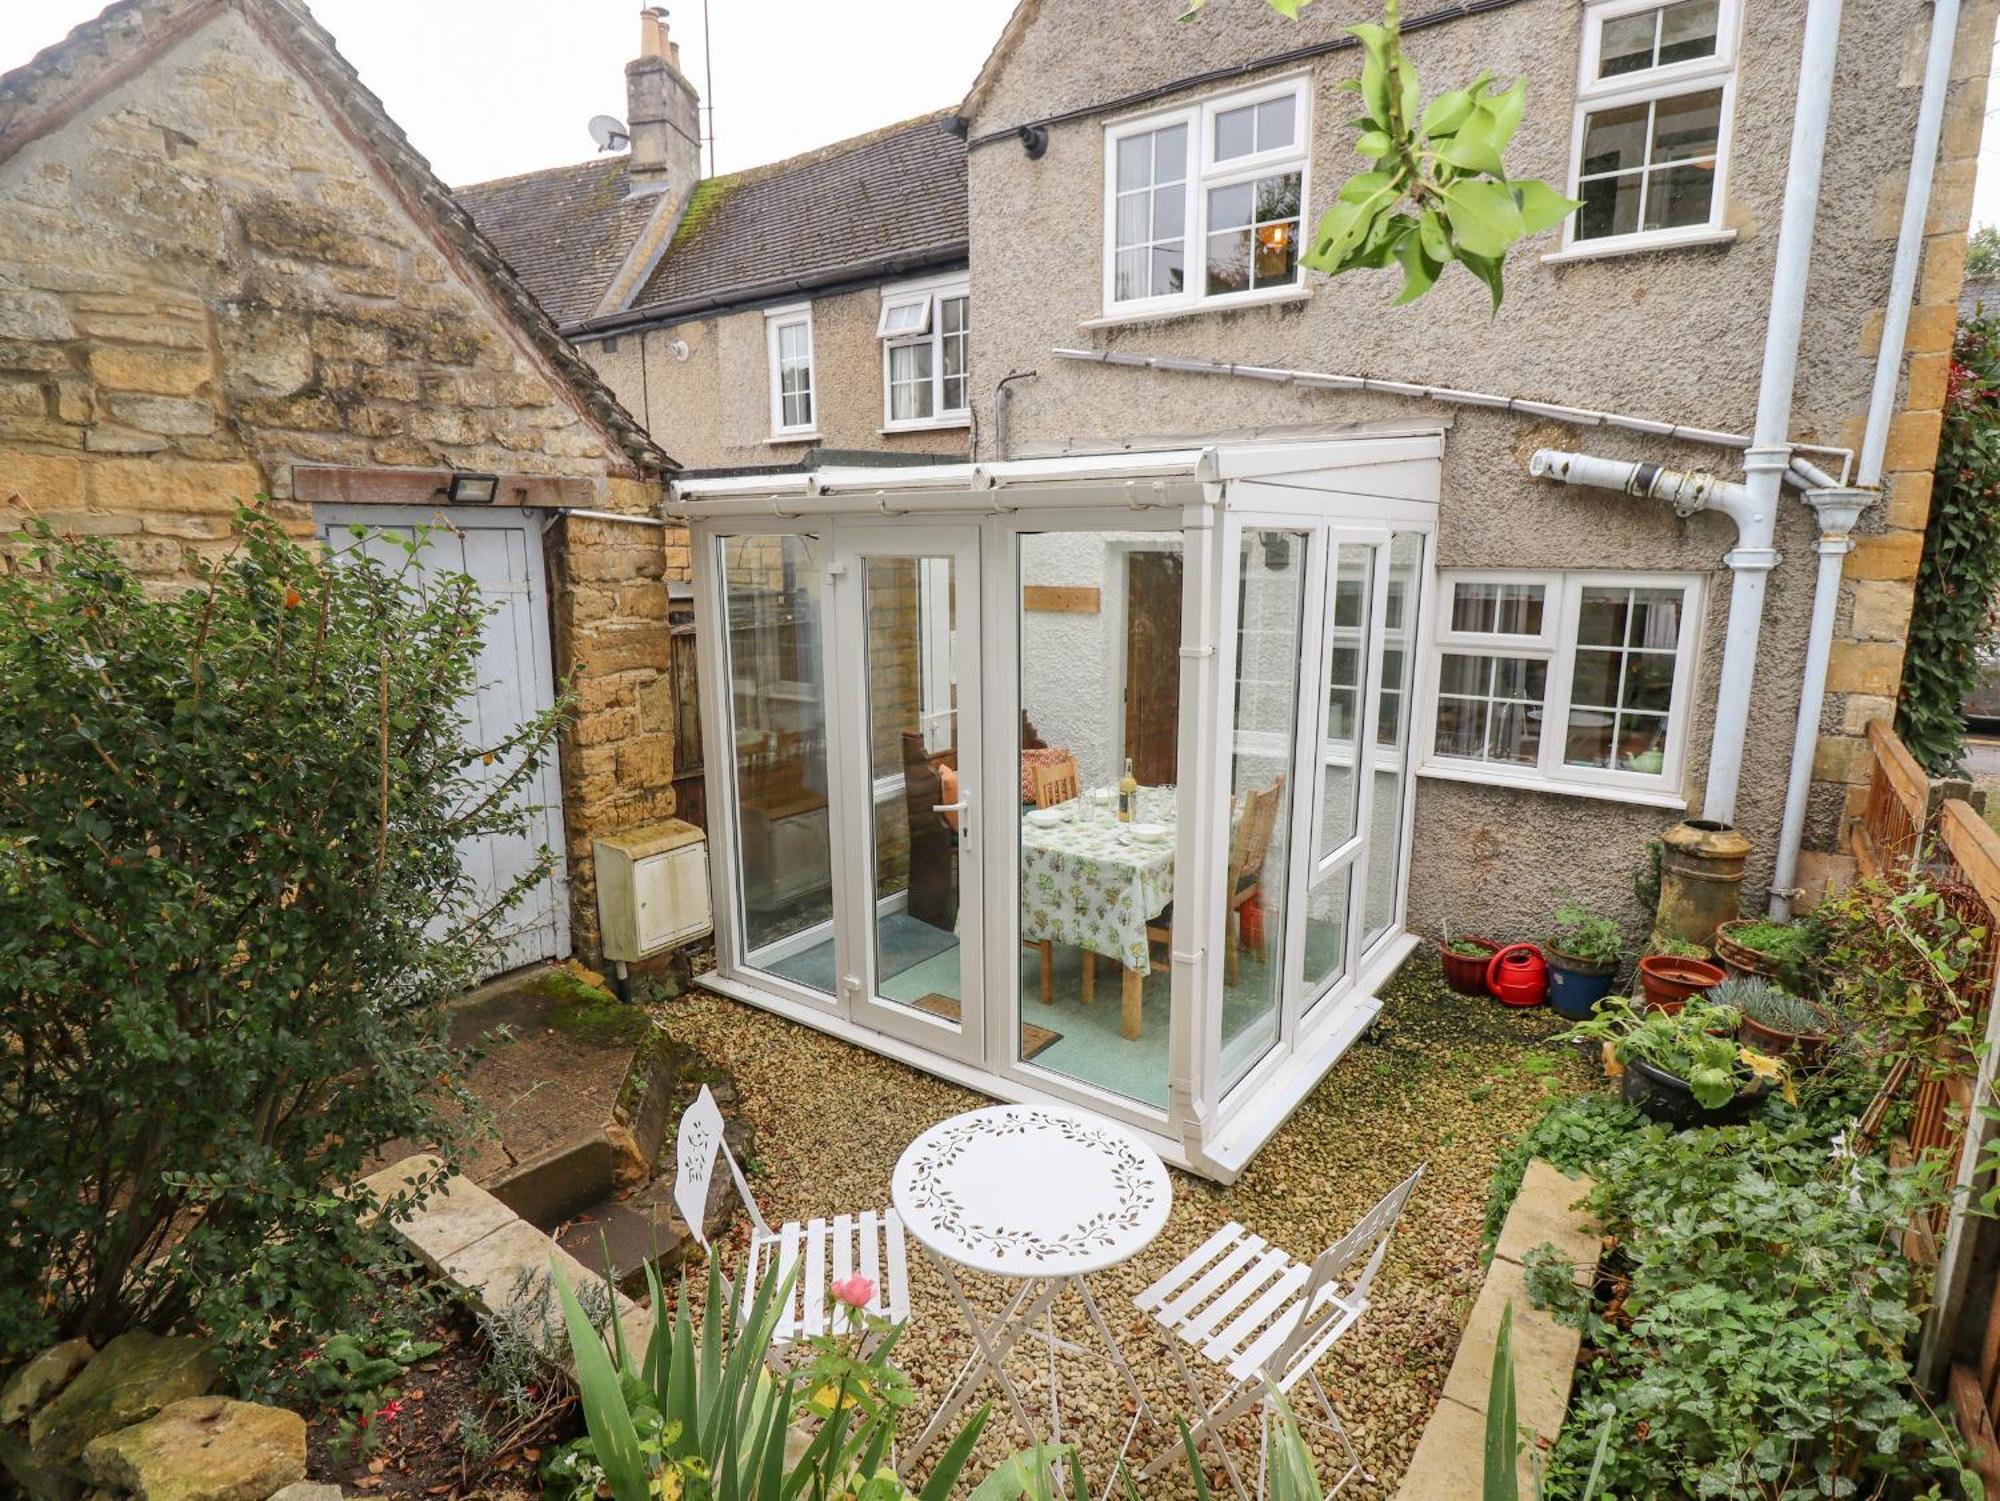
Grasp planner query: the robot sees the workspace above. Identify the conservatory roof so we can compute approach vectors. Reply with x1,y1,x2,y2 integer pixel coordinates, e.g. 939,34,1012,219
666,431,1444,517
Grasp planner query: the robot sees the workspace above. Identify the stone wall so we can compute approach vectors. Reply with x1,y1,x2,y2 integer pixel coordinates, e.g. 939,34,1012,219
0,9,676,961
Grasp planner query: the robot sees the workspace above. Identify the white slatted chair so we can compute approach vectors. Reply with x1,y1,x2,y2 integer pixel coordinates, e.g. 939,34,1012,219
673,1085,912,1352
1133,1164,1426,1501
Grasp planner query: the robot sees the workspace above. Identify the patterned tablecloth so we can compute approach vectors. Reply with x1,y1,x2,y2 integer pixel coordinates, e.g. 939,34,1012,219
1020,787,1176,974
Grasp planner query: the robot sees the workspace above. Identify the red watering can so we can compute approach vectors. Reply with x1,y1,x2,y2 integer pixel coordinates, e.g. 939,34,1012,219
1486,943,1548,1008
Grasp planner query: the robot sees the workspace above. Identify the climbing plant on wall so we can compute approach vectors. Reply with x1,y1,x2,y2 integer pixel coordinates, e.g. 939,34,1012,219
1897,311,2000,774
1181,0,1576,308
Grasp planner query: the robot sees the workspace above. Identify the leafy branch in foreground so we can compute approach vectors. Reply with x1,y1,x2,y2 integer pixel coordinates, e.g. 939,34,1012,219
1183,0,1576,306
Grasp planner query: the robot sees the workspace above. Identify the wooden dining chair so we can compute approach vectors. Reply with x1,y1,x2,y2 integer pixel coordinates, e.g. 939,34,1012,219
1149,775,1284,986
1029,755,1080,809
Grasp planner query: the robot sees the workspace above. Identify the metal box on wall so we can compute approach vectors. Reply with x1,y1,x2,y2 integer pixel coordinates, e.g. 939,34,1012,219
594,819,711,962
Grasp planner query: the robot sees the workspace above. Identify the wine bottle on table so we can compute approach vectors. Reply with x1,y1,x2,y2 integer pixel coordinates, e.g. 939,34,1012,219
1118,757,1137,823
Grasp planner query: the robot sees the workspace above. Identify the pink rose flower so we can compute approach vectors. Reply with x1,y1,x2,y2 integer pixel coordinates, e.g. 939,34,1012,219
830,1275,876,1310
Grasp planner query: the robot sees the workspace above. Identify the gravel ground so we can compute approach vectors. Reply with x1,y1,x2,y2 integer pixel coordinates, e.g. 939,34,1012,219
651,956,1593,1498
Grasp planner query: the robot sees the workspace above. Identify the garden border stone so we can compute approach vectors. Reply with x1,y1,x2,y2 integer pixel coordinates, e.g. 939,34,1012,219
1393,1158,1601,1500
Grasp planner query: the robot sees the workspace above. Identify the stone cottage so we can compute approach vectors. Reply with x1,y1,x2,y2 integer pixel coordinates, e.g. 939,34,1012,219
458,11,971,473
0,0,685,967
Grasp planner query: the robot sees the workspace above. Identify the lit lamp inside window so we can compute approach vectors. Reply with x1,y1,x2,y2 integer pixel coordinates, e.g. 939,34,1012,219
446,472,500,505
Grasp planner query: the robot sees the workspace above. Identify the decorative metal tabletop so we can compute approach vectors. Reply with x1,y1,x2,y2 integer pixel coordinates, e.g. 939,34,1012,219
891,1104,1173,1278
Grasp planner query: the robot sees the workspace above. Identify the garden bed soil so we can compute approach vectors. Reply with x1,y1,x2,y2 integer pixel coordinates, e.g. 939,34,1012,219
657,949,1595,1495
299,1301,576,1501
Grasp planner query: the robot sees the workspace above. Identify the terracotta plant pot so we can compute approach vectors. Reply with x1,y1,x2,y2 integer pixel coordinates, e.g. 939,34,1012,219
1438,936,1500,995
1637,955,1727,1014
1738,1010,1831,1068
1712,919,1780,981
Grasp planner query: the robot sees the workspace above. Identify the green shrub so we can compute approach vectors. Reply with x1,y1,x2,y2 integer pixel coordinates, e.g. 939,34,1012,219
1898,310,2000,774
0,508,563,1372
1545,901,1622,968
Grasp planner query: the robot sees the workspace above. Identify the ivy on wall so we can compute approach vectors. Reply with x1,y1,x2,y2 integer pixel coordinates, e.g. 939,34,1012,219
1896,311,2000,774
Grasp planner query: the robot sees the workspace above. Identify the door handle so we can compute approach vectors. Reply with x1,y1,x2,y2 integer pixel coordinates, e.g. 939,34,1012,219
932,799,972,848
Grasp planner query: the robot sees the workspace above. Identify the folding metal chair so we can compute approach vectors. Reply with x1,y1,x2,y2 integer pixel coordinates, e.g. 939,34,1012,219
1132,1164,1426,1501
673,1084,912,1351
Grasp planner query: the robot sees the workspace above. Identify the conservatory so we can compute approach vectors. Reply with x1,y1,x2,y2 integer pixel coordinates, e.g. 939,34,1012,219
673,433,1441,1179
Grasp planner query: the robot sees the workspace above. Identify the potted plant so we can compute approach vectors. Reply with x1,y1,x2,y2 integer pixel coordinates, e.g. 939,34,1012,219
1712,918,1820,987
1438,926,1500,995
1717,976,1834,1067
1543,900,1622,1020
1558,996,1791,1129
1637,936,1726,1014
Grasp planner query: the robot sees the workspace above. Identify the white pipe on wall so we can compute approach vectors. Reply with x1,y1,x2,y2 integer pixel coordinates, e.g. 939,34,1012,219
1858,0,1962,488
1768,490,1872,919
1702,0,1846,827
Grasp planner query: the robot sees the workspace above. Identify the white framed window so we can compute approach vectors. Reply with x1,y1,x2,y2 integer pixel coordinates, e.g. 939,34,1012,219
1563,0,1739,254
764,303,816,439
1422,571,1702,800
1102,74,1310,316
878,276,970,430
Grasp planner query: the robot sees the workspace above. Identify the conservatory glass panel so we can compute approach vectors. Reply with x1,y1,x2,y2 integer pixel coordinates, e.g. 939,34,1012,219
1319,543,1373,858
1017,532,1183,1108
1362,532,1424,948
1221,528,1307,1093
719,534,835,990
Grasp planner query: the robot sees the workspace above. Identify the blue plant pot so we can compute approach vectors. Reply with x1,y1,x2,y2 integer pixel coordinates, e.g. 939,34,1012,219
1546,958,1618,1019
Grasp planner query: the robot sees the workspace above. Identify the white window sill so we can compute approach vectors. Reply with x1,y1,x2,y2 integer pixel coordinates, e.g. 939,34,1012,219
880,417,972,435
1080,284,1312,332
1416,760,1688,811
1540,226,1738,266
766,431,821,446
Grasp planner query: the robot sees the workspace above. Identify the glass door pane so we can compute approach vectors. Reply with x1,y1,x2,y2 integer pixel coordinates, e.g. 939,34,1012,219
840,526,983,1063
1221,527,1307,1093
1016,531,1181,1109
1302,540,1376,1003
717,534,836,990
1361,531,1425,949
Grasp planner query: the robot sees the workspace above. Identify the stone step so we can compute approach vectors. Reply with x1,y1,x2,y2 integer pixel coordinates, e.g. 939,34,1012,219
554,1196,695,1300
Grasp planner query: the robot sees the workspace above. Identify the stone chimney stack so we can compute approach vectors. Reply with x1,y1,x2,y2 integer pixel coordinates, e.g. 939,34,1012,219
626,7,701,196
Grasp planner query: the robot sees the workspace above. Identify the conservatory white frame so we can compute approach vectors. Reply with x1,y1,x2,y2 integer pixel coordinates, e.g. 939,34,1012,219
673,434,1442,1181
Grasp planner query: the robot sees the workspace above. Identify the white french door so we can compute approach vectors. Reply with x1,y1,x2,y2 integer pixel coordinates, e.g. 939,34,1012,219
827,523,986,1064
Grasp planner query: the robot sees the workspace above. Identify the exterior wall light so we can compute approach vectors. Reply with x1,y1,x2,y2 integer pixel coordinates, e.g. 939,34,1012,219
446,473,501,505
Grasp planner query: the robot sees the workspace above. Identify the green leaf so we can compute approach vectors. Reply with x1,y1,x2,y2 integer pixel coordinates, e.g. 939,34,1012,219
1459,248,1507,311
1485,77,1528,152
1418,207,1455,263
1437,106,1506,177
1512,178,1581,235
1421,88,1476,138
1440,178,1525,258
1354,130,1395,159
553,1262,650,1501
918,1405,993,1501
1349,24,1393,124
1483,1302,1519,1501
1393,231,1441,304
1336,169,1394,204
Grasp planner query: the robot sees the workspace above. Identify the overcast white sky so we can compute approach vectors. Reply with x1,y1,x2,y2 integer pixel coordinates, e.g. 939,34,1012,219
0,0,1020,186
4,3,2000,222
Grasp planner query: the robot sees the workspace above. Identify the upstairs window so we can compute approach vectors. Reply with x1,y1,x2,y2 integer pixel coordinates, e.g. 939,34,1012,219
878,277,970,429
764,304,815,439
1104,76,1309,315
1424,572,1701,800
1566,0,1737,252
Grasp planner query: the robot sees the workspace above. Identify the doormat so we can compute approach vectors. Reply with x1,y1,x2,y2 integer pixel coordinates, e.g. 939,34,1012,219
912,993,1062,1061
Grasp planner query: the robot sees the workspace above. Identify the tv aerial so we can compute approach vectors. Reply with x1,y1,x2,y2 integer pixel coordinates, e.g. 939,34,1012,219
589,115,630,153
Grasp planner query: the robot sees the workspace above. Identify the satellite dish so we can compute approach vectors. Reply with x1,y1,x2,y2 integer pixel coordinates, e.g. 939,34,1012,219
589,115,631,153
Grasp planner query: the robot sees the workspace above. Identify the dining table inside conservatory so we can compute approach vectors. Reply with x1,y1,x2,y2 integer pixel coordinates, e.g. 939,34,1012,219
1019,784,1177,1041
891,1103,1173,1479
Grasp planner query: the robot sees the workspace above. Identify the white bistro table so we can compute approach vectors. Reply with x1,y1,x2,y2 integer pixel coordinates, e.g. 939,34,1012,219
892,1104,1173,1471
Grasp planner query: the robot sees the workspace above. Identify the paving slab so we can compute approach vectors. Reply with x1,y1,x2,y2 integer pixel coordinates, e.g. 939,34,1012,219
1492,1159,1600,1278
394,1175,517,1271
350,1153,444,1226
439,1217,604,1354
1394,1393,1536,1499
1440,1259,1583,1444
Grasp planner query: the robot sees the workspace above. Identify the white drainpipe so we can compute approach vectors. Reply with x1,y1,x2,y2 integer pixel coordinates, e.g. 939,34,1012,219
1768,488,1872,918
1700,0,1845,828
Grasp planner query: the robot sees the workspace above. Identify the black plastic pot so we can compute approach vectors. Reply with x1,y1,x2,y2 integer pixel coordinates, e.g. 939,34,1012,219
1620,1055,1768,1129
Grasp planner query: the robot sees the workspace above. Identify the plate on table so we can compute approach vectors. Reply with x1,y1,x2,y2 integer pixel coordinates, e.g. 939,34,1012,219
1025,807,1069,828
1125,822,1170,845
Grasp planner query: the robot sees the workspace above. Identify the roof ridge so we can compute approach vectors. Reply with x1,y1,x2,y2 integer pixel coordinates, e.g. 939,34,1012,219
456,153,629,196
706,107,956,189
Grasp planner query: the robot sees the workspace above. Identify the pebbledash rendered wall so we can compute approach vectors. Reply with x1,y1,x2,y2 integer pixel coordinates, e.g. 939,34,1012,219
0,7,676,960
960,0,1994,938
580,281,973,471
